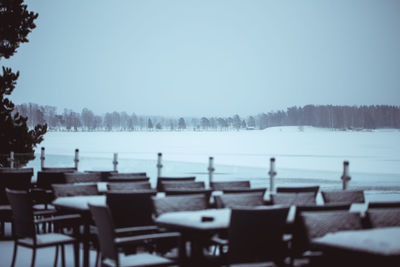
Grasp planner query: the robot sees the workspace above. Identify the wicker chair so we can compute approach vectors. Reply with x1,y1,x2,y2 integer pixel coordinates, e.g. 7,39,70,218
6,189,80,267
152,194,209,217
0,168,33,237
277,186,320,197
64,172,103,184
321,190,365,205
89,204,180,267
210,181,250,191
51,184,100,198
225,207,290,266
156,177,196,192
367,208,400,228
161,181,205,190
271,192,316,206
214,192,265,209
107,182,153,191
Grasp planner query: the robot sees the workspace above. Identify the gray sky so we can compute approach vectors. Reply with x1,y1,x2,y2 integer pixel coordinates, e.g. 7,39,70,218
5,0,400,117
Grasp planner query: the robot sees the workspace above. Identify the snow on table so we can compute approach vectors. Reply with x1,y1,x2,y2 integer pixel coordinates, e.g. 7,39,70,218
313,227,400,256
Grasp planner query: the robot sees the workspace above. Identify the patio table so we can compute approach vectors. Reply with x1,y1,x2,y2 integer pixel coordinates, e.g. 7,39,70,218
312,227,400,266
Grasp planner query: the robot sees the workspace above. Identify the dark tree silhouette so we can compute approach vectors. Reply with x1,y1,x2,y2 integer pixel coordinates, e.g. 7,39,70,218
0,0,47,167
178,117,186,130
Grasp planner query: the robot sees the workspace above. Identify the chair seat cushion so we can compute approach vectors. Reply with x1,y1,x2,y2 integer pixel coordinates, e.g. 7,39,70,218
103,253,174,267
18,233,75,246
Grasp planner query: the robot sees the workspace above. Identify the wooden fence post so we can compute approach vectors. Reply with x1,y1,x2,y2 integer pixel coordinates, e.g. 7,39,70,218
341,161,351,190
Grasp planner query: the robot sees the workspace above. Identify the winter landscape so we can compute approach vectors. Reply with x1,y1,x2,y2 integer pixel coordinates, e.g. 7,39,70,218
2,0,400,266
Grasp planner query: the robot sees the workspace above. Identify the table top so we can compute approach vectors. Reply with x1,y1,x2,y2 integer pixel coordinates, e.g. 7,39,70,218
53,195,106,211
312,227,400,257
156,209,231,232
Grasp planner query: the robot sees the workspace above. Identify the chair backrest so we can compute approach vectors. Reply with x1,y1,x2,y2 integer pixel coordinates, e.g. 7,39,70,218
152,194,209,217
109,172,147,177
210,181,250,191
64,172,102,184
107,182,152,191
52,184,99,197
84,170,118,180
276,186,320,196
271,192,316,206
222,188,267,194
88,204,119,264
291,204,352,254
214,192,265,209
321,190,365,204
161,181,205,191
6,189,36,239
301,210,363,242
36,171,73,189
156,177,196,192
0,169,33,204
367,208,400,228
106,176,150,183
368,201,400,209
42,167,77,172
106,191,155,228
228,207,290,264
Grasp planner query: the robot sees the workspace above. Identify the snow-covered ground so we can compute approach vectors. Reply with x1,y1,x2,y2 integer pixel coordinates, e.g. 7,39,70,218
26,126,400,200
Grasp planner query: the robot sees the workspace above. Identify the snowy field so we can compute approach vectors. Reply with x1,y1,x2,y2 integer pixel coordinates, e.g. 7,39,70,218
26,126,400,201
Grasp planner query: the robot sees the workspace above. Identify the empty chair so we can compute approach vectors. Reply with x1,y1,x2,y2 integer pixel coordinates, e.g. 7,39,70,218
367,208,400,228
214,192,265,209
210,181,250,191
84,170,118,180
156,177,196,192
107,182,153,191
152,194,209,217
301,210,363,241
291,204,352,260
277,186,320,197
64,172,103,184
110,172,147,177
271,192,316,206
225,207,290,266
52,184,99,198
0,168,33,236
6,189,80,267
321,190,365,205
89,204,180,267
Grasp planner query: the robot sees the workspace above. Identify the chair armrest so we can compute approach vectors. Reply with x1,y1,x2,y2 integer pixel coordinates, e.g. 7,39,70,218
115,232,180,247
33,209,58,216
210,235,228,246
115,225,159,235
34,214,81,224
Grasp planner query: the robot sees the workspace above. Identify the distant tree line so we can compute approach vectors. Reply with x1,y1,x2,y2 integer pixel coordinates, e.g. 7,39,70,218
14,104,400,132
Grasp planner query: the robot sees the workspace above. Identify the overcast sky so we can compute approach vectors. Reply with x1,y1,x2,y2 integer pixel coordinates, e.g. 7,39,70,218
5,0,400,117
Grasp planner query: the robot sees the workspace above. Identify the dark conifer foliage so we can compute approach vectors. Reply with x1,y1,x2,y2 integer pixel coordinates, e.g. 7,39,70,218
0,0,47,167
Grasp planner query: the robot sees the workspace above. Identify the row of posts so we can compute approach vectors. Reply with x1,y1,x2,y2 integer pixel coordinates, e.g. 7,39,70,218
8,148,352,190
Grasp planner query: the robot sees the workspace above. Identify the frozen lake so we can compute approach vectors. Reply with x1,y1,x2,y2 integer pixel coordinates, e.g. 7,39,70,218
26,126,400,201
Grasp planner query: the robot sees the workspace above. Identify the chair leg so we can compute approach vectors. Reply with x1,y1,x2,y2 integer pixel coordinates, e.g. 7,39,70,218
31,248,36,267
73,241,80,267
10,242,18,267
53,245,59,267
95,249,101,267
61,245,66,267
